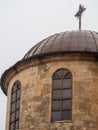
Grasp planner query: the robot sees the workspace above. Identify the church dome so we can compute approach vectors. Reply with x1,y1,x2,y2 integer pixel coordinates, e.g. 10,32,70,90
24,30,98,59
1,29,98,130
1,30,98,95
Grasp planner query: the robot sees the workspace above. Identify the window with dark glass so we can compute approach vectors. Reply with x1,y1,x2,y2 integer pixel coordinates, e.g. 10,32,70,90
52,69,72,121
9,81,21,130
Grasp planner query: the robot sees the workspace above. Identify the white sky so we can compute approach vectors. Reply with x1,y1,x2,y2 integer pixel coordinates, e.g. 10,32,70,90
0,0,98,129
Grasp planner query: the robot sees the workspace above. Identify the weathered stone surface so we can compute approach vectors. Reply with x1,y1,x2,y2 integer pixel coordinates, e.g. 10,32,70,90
5,55,98,130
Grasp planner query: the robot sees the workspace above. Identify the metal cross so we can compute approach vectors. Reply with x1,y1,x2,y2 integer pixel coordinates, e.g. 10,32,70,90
75,4,86,30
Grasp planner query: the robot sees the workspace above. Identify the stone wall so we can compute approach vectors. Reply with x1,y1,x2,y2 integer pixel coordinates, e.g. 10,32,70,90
6,55,98,130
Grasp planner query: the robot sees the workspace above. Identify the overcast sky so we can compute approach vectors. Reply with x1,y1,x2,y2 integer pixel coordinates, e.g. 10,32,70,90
0,0,98,129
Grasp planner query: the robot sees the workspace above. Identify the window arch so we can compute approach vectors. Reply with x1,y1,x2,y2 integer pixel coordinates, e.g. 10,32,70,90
9,80,21,130
51,69,72,121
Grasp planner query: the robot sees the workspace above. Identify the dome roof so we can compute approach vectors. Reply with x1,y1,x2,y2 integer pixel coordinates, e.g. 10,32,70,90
24,30,98,59
1,30,98,95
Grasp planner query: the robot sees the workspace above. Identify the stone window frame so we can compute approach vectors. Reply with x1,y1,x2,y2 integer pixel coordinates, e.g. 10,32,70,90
9,80,21,130
51,68,72,122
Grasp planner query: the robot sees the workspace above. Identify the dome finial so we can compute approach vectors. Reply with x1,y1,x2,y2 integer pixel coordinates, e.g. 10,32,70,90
75,4,86,30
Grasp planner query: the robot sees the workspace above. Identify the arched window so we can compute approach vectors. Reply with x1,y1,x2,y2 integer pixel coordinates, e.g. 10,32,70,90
51,69,72,121
9,81,21,130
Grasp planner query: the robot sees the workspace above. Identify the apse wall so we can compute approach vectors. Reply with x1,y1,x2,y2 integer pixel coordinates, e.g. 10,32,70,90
5,54,98,130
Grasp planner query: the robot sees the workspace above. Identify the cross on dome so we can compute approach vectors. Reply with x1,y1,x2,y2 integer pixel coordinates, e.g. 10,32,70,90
75,4,86,30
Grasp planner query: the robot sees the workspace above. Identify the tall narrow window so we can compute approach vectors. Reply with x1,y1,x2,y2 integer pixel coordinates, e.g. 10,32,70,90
52,69,72,121
9,81,21,130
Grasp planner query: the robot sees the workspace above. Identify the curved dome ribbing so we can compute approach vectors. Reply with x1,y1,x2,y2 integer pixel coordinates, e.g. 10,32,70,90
24,30,98,59
1,30,98,95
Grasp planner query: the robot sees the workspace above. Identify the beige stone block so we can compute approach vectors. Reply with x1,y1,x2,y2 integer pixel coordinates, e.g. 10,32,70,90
4,55,98,130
